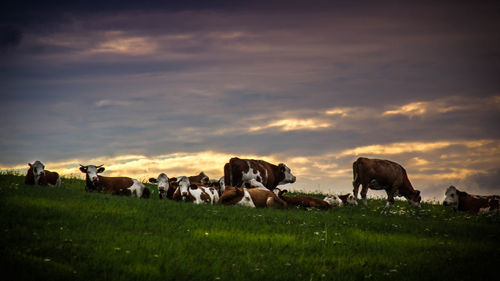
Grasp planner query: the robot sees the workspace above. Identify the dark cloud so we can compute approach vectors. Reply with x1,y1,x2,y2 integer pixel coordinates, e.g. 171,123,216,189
466,169,500,193
0,25,22,51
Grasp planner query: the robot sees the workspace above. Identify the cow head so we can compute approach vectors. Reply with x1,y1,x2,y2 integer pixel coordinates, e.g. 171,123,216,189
277,163,296,185
324,195,342,207
177,176,198,201
443,185,459,209
408,190,422,208
79,164,105,184
149,173,170,199
28,161,45,184
219,176,226,194
345,193,358,206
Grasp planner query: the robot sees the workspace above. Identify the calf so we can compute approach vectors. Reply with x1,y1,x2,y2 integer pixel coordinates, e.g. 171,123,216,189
25,160,61,188
79,164,150,198
352,157,421,208
149,173,177,199
443,185,500,213
172,176,219,204
218,186,287,208
338,193,358,206
275,189,331,210
224,157,296,190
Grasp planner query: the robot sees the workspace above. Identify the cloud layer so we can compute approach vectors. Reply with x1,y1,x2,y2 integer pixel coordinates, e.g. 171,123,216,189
1,1,499,200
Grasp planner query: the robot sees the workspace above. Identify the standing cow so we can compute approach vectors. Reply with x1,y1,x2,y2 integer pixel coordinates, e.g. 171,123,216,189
443,185,500,213
79,164,150,198
352,157,421,208
25,160,61,188
224,157,296,190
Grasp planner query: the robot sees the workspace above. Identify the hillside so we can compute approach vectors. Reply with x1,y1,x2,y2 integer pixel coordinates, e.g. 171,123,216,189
0,173,499,281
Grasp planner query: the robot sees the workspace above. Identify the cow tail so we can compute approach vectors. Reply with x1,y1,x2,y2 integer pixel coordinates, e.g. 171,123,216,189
352,161,359,184
224,163,231,187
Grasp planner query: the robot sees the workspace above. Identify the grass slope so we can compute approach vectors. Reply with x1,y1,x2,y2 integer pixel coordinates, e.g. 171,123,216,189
1,173,499,281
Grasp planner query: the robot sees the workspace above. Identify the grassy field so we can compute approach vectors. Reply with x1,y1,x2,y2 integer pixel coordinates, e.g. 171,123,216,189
1,172,499,281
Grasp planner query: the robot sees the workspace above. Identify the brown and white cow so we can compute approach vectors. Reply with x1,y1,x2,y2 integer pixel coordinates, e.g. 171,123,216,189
218,186,287,208
338,193,358,206
352,157,421,208
274,188,331,210
224,157,296,190
201,176,226,196
172,176,219,204
25,160,61,188
148,173,178,199
443,185,500,213
79,164,150,198
188,171,209,185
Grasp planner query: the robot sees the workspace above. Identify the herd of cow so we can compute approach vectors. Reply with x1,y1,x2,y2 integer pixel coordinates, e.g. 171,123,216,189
24,157,500,213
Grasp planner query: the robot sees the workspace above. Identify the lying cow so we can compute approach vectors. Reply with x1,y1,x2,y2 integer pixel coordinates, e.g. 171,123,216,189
218,186,287,208
352,157,421,208
79,164,150,198
25,160,61,188
149,173,177,199
189,171,209,184
172,176,219,204
224,157,296,190
201,176,226,196
443,185,500,213
275,189,331,210
323,193,358,207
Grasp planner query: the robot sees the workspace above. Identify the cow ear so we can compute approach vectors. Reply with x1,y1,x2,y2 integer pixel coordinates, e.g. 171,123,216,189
190,184,198,189
149,178,158,183
278,163,285,172
79,166,87,173
97,167,105,173
28,163,32,168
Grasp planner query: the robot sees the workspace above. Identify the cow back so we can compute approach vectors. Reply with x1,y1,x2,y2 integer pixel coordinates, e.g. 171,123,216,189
97,176,134,193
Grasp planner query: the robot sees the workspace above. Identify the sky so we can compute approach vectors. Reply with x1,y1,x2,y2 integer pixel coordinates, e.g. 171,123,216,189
1,0,499,199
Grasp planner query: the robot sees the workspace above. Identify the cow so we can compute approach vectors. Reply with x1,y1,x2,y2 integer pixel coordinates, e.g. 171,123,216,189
79,164,150,198
274,188,331,210
201,176,226,196
224,157,296,190
338,193,358,206
352,157,421,208
25,160,61,188
443,185,500,213
148,173,177,199
218,185,287,208
323,195,342,207
188,171,209,185
172,176,219,204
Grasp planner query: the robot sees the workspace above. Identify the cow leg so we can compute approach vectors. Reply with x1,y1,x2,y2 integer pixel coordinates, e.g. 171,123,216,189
385,186,397,209
353,180,360,199
360,185,369,206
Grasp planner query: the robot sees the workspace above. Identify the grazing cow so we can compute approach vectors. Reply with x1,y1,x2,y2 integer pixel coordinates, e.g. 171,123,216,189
172,176,219,204
443,185,500,213
224,157,296,190
25,160,61,188
352,157,421,208
274,189,331,210
79,164,150,198
218,186,287,208
149,173,177,199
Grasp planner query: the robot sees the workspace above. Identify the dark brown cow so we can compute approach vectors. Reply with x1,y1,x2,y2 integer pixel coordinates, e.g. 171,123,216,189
218,186,287,208
80,164,150,198
275,189,331,210
352,157,421,208
25,160,61,188
224,157,296,190
443,185,500,213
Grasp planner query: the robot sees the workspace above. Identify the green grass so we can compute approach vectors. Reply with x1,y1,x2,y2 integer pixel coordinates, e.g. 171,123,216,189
1,173,499,281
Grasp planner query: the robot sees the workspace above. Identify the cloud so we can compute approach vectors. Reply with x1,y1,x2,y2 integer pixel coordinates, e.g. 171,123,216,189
383,96,500,118
338,140,495,157
95,99,135,107
249,118,332,132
